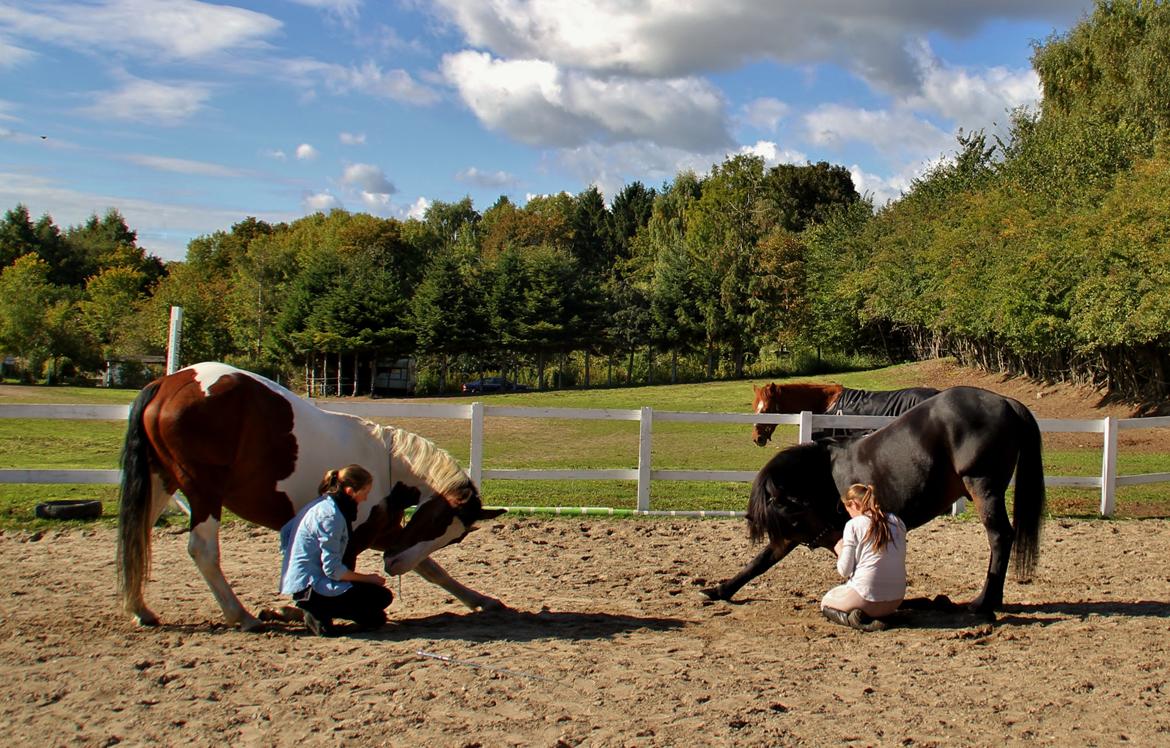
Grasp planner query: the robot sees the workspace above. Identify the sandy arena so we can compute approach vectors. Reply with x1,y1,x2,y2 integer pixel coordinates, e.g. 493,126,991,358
2,514,1169,746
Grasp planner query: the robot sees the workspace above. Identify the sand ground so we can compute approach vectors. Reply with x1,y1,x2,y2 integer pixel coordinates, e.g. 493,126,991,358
2,516,1169,747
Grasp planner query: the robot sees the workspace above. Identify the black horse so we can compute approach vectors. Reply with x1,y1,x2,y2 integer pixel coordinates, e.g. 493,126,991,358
707,386,1045,614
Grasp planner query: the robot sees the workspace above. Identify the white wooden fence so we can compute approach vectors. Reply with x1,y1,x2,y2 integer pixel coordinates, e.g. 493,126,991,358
0,402,1167,517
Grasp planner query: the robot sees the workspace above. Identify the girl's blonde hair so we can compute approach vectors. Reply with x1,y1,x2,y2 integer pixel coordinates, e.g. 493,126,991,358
318,464,373,496
842,483,897,552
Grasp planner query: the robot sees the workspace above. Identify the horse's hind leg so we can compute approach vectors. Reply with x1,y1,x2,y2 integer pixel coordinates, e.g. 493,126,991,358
966,480,1015,616
188,516,263,631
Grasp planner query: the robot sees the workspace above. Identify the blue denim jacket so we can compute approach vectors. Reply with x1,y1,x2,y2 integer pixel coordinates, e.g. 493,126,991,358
279,495,352,597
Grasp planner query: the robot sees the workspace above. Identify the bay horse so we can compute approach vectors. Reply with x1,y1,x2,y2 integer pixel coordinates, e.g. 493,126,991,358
117,362,506,631
751,382,940,445
708,386,1045,615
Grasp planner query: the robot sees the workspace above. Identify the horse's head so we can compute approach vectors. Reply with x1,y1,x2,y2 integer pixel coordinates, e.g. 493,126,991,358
747,443,846,549
380,482,506,576
751,383,782,446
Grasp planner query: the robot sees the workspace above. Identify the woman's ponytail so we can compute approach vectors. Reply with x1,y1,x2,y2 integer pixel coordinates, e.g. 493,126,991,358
319,464,372,497
843,483,896,552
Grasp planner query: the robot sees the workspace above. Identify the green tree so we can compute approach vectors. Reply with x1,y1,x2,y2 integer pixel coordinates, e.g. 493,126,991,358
0,255,78,378
79,266,147,358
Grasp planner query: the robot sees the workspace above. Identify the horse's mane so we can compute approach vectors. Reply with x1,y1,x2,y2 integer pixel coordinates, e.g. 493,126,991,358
374,424,471,495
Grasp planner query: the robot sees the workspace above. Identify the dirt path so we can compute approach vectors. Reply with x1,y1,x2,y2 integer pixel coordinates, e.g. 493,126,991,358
2,517,1168,746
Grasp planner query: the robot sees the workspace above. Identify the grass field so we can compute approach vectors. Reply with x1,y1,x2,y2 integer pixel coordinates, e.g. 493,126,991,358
0,362,1166,529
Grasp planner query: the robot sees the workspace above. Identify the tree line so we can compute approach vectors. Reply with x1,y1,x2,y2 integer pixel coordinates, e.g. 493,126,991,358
1,1,1166,400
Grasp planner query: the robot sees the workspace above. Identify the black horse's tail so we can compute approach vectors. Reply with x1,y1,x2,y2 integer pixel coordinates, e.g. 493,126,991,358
117,379,162,617
746,472,779,545
1011,401,1046,580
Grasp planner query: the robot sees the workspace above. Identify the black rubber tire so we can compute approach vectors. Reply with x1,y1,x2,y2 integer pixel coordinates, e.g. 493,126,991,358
35,499,103,520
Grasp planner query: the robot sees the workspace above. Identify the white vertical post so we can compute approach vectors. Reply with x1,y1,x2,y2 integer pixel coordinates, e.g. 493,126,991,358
798,410,813,443
166,306,183,374
951,497,966,516
637,406,653,512
469,401,484,488
1101,416,1118,517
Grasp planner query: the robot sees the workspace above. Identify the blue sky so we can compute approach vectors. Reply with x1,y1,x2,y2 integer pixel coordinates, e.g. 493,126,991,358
0,0,1093,261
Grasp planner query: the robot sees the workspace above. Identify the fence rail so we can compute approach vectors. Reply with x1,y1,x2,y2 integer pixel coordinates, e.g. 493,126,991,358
1,402,1167,517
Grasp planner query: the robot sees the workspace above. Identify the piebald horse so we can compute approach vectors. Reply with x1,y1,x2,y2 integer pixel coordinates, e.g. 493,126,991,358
751,382,940,445
709,386,1045,615
117,362,506,631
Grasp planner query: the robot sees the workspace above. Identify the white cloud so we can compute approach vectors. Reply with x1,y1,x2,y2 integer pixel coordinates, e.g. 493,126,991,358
456,167,517,189
360,191,393,213
0,36,34,67
124,154,246,177
741,98,790,132
848,162,932,208
433,0,1082,93
738,140,807,167
339,131,366,145
287,0,362,16
0,169,298,261
282,58,441,105
0,98,18,122
441,50,731,150
304,191,340,212
264,148,287,161
340,163,396,194
803,104,953,165
407,196,430,220
908,45,1041,134
0,0,280,61
81,77,212,125
295,143,318,160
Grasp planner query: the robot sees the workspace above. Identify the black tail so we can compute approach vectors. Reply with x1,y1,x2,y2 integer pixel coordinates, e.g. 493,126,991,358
1011,402,1046,580
116,380,162,616
746,472,780,545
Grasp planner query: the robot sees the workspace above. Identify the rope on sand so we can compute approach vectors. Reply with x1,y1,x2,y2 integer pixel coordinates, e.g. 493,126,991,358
490,506,745,518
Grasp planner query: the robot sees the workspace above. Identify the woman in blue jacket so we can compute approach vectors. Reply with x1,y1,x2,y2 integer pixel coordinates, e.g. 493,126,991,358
280,464,392,636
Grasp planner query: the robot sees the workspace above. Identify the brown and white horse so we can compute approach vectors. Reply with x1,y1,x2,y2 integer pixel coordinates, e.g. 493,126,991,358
117,362,506,631
750,382,941,446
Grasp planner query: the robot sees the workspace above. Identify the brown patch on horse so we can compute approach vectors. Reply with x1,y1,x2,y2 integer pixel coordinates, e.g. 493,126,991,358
144,371,298,530
758,382,845,413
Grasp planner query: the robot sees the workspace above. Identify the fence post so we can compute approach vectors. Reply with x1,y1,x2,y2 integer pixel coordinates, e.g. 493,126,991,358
637,406,653,511
1101,416,1118,517
469,401,484,488
166,306,183,374
798,410,813,443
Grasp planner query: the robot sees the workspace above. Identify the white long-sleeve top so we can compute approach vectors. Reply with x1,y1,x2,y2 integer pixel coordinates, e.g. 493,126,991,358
837,514,907,602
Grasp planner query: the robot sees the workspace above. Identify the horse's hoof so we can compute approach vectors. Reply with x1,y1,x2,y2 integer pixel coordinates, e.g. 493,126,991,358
239,616,266,633
477,598,509,613
133,611,160,627
699,585,727,601
258,606,304,623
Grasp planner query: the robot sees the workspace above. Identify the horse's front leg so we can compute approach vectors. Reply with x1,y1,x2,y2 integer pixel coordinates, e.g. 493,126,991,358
967,489,1015,616
413,557,507,611
700,539,796,602
188,516,263,631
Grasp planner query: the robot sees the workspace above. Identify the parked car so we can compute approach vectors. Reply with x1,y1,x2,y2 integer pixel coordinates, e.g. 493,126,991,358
461,376,530,394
